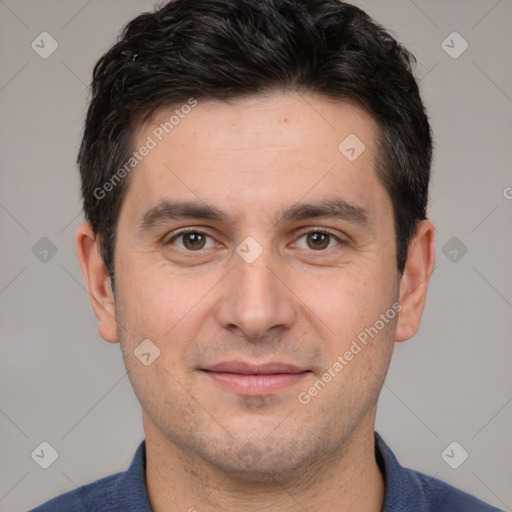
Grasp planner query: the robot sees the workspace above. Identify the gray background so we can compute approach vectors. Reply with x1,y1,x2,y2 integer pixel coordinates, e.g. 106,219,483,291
1,0,511,510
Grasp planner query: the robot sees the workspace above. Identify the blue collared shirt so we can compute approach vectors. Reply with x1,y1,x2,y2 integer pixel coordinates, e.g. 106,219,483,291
30,432,502,511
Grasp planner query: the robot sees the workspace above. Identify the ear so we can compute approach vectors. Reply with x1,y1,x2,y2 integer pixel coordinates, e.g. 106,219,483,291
75,222,119,343
395,220,435,342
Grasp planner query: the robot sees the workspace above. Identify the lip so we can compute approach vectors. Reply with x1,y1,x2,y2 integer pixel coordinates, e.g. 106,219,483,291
200,361,310,396
205,361,306,374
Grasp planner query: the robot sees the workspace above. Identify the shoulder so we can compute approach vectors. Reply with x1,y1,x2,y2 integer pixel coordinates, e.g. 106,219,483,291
374,432,503,512
28,472,124,512
411,469,504,511
29,440,150,512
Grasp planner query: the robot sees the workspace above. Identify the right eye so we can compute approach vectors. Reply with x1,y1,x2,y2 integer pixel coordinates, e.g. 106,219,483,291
167,230,217,251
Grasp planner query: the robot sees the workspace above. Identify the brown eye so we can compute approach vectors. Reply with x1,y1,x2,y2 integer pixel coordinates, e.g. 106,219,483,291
306,232,330,250
183,232,206,250
169,231,215,251
295,231,340,251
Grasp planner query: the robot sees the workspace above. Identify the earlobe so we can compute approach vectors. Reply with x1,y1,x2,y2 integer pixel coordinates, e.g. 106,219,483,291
395,220,436,343
75,222,119,343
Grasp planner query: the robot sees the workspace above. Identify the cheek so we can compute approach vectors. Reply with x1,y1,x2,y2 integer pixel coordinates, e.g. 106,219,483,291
114,259,220,349
295,264,396,350
295,267,397,417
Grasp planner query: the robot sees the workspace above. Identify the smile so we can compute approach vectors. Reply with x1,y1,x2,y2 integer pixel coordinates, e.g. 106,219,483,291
200,361,311,396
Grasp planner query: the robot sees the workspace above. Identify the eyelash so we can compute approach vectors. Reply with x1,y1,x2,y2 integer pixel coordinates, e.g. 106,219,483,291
166,227,346,252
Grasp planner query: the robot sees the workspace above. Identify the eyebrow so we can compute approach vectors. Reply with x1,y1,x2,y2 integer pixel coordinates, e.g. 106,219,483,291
138,197,370,232
278,198,369,226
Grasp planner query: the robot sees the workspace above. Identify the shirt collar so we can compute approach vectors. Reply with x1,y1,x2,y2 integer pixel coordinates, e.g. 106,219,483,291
375,431,430,511
114,440,152,512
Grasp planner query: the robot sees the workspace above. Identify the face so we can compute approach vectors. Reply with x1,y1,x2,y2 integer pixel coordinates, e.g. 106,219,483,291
103,93,403,479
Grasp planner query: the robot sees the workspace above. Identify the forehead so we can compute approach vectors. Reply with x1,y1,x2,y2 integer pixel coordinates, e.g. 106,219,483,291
120,92,389,226
143,93,377,168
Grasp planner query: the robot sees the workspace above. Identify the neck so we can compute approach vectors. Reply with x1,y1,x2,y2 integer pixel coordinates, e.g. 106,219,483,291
144,413,385,512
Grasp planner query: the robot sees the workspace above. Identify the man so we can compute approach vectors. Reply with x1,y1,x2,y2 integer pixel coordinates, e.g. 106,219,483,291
31,0,501,510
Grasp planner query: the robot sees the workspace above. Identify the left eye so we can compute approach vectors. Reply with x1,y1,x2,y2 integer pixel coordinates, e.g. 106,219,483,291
169,231,216,251
294,231,340,251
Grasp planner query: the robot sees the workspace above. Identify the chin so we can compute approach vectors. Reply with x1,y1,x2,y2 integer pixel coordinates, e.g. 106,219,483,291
200,435,315,484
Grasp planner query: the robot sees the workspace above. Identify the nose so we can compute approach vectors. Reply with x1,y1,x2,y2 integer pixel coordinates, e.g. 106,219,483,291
214,244,297,341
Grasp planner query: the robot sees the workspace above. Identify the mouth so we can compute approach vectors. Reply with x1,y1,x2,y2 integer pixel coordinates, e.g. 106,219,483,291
200,361,311,396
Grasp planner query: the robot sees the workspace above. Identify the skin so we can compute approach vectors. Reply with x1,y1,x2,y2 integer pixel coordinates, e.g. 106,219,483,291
76,92,435,511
